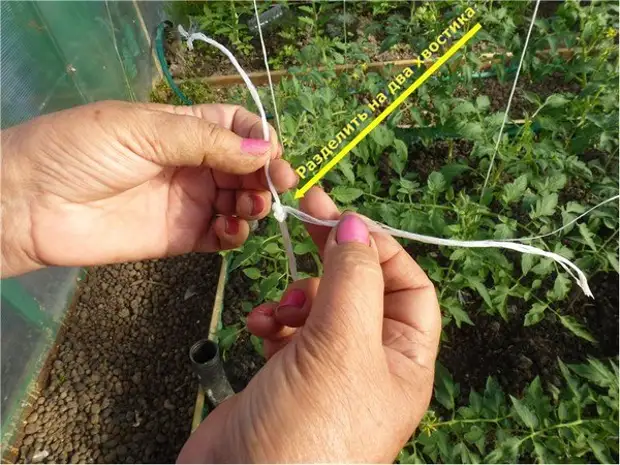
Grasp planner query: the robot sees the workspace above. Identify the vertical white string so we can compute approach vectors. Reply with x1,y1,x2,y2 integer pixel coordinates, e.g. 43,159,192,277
481,0,541,194
251,1,298,281
252,0,285,147
343,0,347,63
179,24,298,281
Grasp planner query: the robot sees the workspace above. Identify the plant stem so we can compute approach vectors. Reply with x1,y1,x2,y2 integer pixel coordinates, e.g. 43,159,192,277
434,416,510,428
518,418,611,446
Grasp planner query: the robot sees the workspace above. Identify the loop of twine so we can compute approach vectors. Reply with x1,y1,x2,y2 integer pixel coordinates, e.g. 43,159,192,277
177,24,609,298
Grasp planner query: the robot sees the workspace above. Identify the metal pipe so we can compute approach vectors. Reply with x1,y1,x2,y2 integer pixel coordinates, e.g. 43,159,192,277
189,339,234,410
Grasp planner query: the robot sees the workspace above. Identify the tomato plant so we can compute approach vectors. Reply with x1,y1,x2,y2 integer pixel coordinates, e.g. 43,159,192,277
157,1,618,462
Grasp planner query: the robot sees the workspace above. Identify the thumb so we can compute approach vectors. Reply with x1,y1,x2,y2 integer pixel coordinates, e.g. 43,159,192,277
304,213,384,350
122,103,275,175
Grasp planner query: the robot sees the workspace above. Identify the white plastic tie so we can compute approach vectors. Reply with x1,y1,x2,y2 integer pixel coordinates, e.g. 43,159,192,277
272,202,287,223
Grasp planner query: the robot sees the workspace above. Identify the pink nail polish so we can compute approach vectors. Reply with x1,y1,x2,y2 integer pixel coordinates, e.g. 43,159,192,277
241,138,271,155
278,289,306,309
336,214,370,245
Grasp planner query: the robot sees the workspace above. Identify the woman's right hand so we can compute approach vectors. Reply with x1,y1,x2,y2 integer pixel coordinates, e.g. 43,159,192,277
178,186,441,463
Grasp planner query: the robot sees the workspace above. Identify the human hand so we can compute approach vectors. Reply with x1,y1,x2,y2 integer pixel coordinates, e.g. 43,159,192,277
178,187,441,463
0,101,297,277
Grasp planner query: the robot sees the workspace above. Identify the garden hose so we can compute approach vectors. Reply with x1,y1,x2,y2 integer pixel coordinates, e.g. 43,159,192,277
156,21,193,105
155,20,274,120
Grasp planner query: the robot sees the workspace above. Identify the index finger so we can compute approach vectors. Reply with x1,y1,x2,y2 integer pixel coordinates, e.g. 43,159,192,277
137,102,280,146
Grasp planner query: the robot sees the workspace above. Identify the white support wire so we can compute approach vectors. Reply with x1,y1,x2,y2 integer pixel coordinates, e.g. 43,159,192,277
481,0,541,194
252,0,284,147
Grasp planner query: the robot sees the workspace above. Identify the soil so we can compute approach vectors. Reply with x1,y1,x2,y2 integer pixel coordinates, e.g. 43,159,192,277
221,264,618,402
452,70,582,119
12,254,220,464
441,272,619,400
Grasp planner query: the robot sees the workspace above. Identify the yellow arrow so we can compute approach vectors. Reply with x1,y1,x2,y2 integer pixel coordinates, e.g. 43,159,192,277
294,22,483,199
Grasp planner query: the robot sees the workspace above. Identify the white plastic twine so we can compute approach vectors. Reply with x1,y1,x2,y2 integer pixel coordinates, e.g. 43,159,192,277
179,25,298,280
177,25,605,298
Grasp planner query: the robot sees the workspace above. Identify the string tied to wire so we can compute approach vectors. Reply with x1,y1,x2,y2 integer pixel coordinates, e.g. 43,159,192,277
174,24,616,299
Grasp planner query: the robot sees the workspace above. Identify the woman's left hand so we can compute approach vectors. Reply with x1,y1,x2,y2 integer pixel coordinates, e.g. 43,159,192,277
1,101,297,277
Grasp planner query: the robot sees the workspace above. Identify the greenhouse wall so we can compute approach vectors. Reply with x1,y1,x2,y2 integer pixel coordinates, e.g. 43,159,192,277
0,0,164,452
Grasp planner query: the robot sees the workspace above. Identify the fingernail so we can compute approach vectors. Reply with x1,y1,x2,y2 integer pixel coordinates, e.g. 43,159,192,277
277,289,306,309
253,304,273,317
241,138,271,155
225,217,240,235
249,194,264,216
336,214,369,245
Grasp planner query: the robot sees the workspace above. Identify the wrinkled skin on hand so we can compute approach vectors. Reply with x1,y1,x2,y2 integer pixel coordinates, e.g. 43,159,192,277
1,101,297,277
178,188,441,464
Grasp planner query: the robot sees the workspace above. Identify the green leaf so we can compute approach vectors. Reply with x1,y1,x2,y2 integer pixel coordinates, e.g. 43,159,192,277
531,193,558,218
217,324,241,352
331,186,364,203
371,125,394,147
467,278,493,307
360,163,377,190
263,242,281,255
242,267,262,280
250,334,264,357
431,210,446,235
380,34,401,52
442,297,474,328
502,174,528,204
440,163,470,183
570,358,616,388
531,258,553,276
558,315,596,343
533,440,551,464
338,159,356,184
427,172,447,194
566,201,586,214
485,437,520,463
558,359,580,396
298,16,314,26
390,139,408,175
578,223,597,251
459,122,483,140
606,251,619,272
524,302,546,326
294,240,316,255
510,396,538,428
434,363,458,411
476,95,490,111
547,173,567,192
587,437,613,464
229,241,259,271
298,92,314,114
545,93,570,107
550,273,571,300
454,101,477,114
259,272,282,300
464,425,485,444
494,223,515,240
521,254,534,275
